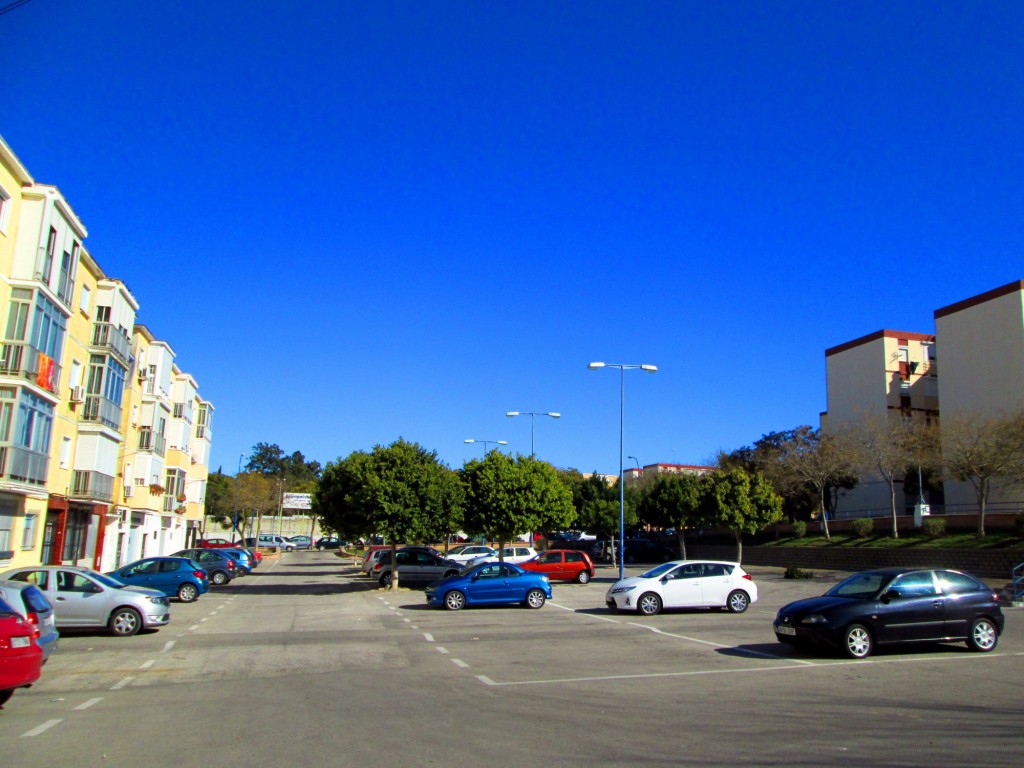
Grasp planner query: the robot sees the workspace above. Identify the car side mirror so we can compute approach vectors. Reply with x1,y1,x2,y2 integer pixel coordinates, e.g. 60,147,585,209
89,583,104,593
881,589,900,603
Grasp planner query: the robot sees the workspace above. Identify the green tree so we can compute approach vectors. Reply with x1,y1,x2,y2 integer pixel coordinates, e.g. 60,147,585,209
636,472,704,559
246,442,322,489
202,469,234,531
313,450,375,542
700,468,783,561
462,452,575,557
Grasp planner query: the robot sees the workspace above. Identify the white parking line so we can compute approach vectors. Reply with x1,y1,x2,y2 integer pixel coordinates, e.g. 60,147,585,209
189,625,200,631
110,677,133,690
423,632,434,642
139,660,155,669
436,647,450,654
548,602,622,623
451,659,469,668
21,719,62,737
161,641,175,653
627,622,817,665
74,698,102,711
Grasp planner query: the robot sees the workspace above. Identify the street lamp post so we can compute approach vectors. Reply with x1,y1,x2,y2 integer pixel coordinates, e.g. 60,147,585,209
505,411,561,456
464,439,508,454
588,361,657,580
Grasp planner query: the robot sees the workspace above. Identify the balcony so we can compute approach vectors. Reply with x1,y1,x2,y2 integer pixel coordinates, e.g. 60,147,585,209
0,445,50,486
137,428,167,457
0,342,62,394
82,395,123,431
91,323,132,366
71,470,115,503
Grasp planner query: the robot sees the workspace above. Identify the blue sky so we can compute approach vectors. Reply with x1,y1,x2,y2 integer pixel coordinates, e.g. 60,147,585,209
4,2,1022,475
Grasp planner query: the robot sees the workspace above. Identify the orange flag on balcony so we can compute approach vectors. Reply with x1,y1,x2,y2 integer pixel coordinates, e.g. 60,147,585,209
36,353,55,391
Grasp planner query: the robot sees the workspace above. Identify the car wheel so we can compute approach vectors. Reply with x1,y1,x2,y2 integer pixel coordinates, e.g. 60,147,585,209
444,591,466,610
443,570,459,578
210,570,229,586
109,607,143,637
379,571,392,588
967,618,998,652
318,545,325,551
0,689,13,707
524,588,546,609
286,546,295,552
177,583,199,602
726,590,750,613
842,623,873,659
638,592,662,616
576,569,591,584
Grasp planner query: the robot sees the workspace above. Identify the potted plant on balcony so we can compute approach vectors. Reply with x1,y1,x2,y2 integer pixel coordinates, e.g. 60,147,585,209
149,483,165,495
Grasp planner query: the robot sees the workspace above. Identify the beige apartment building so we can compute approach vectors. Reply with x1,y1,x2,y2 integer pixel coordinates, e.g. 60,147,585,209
0,133,213,573
821,280,1023,519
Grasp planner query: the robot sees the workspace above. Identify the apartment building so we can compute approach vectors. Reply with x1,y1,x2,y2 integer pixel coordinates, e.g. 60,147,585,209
624,463,715,482
0,133,214,573
820,280,1023,518
934,280,1024,512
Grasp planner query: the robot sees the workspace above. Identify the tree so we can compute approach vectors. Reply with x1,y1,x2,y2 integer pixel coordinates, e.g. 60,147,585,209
700,468,783,561
462,452,575,558
942,412,1024,537
246,442,323,489
235,473,278,538
202,469,234,530
313,439,459,589
636,472,704,559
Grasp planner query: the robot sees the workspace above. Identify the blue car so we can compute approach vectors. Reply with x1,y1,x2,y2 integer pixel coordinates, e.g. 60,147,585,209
425,562,552,610
109,557,210,602
212,548,255,574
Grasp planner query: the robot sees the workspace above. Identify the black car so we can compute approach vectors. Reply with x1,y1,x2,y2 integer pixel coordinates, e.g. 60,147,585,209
598,538,674,564
315,536,343,551
372,547,461,588
773,567,1004,659
172,548,238,586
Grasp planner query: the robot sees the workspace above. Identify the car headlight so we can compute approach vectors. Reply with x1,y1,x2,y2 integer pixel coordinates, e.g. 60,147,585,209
801,614,828,625
610,586,636,595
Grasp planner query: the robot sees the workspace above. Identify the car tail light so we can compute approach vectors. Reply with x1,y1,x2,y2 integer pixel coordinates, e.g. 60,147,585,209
193,571,206,580
25,611,41,637
742,573,753,581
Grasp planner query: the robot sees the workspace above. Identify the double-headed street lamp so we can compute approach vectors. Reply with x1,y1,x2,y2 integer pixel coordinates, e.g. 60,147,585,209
464,439,508,454
505,411,560,456
588,361,657,580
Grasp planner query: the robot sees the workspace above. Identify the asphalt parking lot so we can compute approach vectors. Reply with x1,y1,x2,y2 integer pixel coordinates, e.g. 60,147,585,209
4,552,1022,768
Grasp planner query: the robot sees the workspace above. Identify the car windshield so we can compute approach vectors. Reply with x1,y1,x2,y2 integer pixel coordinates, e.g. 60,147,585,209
91,571,127,588
640,563,678,579
825,572,891,599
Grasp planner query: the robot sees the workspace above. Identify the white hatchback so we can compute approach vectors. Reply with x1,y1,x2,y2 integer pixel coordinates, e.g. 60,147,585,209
605,560,758,616
467,545,538,566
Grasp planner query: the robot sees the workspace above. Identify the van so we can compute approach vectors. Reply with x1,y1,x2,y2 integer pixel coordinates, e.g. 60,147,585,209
244,534,295,551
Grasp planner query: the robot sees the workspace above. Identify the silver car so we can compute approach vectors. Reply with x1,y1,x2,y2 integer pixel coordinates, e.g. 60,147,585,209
0,565,170,637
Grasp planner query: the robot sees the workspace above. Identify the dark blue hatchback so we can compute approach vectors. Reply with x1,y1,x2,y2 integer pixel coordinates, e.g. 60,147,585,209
109,557,210,602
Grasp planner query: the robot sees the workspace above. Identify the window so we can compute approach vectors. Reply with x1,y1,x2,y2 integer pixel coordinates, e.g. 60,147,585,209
21,513,37,549
0,183,10,234
40,227,56,283
0,498,13,552
79,284,91,315
936,571,983,595
59,436,71,468
890,571,938,598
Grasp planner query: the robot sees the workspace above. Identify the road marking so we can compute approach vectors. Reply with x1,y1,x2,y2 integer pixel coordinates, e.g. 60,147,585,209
21,719,62,737
436,647,450,654
111,677,134,690
451,659,469,668
626,622,817,665
422,632,434,642
189,624,200,631
549,602,621,623
74,698,102,711
140,660,155,669
161,641,175,653
477,675,496,685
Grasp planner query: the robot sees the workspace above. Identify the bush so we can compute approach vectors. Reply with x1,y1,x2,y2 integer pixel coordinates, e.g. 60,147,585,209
791,520,807,539
922,517,946,539
784,566,814,579
852,518,874,538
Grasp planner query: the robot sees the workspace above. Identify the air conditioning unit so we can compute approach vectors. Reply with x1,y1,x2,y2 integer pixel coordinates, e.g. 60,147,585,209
137,368,149,381
69,386,84,403
123,484,133,498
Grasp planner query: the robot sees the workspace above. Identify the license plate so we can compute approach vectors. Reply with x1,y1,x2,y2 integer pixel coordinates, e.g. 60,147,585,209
11,636,32,648
777,625,797,636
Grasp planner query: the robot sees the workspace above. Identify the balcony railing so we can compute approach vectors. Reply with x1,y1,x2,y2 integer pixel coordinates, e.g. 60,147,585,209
83,395,123,430
137,428,167,457
91,323,132,366
0,445,50,486
71,470,115,502
0,342,62,394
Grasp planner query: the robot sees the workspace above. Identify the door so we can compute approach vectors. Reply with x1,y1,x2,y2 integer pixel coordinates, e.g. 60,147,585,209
118,559,159,591
698,563,734,607
53,570,107,628
876,571,944,642
531,551,564,579
157,559,187,595
470,563,517,603
658,563,704,608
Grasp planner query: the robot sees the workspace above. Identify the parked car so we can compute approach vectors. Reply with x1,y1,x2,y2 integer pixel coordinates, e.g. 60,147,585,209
171,549,238,585
0,566,170,637
467,545,538,566
373,547,462,587
606,560,757,616
361,546,393,575
287,535,312,550
0,580,59,661
601,538,674,564
243,534,295,551
425,562,552,610
520,549,595,584
445,544,497,565
108,557,210,602
0,597,43,708
196,537,236,548
773,567,1005,659
315,536,343,550
215,547,256,574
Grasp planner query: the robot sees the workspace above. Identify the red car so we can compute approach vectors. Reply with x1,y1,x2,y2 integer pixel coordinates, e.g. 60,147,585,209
196,538,236,549
0,597,43,708
520,549,595,584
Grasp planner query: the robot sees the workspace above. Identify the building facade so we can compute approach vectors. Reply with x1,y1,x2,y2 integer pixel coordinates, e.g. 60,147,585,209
0,133,213,574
